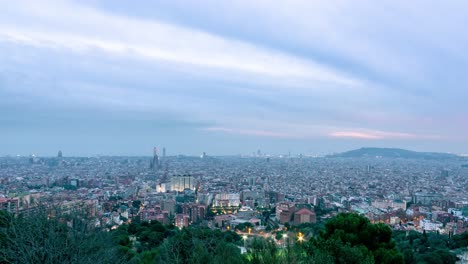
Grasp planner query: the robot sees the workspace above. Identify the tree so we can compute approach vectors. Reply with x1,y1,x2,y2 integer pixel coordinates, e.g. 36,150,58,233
392,230,458,264
132,200,141,209
0,209,124,264
317,213,404,264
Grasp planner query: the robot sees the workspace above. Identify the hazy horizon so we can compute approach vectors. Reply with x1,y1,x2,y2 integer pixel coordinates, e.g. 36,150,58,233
2,146,465,158
2,1,468,156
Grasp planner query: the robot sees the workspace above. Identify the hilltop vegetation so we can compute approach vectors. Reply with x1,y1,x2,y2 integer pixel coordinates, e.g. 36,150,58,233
1,211,467,263
329,148,458,159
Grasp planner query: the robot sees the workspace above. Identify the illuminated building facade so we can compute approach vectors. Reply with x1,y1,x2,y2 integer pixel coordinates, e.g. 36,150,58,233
170,175,195,192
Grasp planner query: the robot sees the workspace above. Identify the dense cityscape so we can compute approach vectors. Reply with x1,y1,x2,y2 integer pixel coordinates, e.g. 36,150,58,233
3,1,468,263
1,147,468,263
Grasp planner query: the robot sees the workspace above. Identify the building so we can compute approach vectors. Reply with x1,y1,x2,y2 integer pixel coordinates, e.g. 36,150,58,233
182,204,206,223
267,191,285,204
0,198,19,214
420,219,443,231
413,192,442,206
175,214,190,228
70,178,79,188
213,193,240,207
171,175,195,192
390,216,400,225
276,202,295,220
371,199,407,211
150,147,161,170
294,208,316,225
141,208,158,222
276,202,296,224
156,183,167,193
163,200,176,215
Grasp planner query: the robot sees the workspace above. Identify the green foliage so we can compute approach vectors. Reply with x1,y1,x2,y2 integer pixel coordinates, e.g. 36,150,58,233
294,222,325,238
236,222,254,232
393,230,459,264
63,184,78,190
108,221,242,263
318,213,403,264
275,231,284,241
132,200,142,209
248,238,282,263
0,210,123,264
462,207,468,217
2,209,465,264
154,227,243,264
452,232,468,249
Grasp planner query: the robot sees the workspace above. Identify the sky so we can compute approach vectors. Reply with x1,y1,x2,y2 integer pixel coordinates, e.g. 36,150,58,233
1,0,468,156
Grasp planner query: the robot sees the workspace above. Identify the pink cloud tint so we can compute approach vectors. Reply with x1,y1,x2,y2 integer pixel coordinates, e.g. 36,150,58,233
329,130,441,140
330,131,385,139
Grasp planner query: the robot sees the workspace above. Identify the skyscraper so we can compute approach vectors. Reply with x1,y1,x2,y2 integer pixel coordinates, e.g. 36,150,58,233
162,147,166,158
150,147,161,170
57,150,63,158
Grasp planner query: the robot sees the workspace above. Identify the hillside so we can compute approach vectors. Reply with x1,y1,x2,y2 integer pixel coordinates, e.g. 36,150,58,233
329,147,458,159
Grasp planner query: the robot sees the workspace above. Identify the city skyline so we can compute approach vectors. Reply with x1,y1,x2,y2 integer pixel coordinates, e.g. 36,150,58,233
2,1,468,156
1,2,468,263
4,146,466,158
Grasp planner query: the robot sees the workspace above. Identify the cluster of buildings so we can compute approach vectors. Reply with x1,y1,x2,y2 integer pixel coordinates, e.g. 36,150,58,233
276,202,316,225
0,150,467,236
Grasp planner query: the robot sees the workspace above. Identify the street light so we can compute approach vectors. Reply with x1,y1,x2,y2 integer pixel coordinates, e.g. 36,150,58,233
282,233,288,248
297,232,304,243
243,235,248,248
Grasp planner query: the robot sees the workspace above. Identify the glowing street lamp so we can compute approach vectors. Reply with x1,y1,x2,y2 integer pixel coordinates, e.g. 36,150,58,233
297,232,304,243
243,235,248,248
282,233,288,247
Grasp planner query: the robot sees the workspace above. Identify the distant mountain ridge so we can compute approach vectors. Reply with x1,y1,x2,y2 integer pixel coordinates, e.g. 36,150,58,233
329,147,458,159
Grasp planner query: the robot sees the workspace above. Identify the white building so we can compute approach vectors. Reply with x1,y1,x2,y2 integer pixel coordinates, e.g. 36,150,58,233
371,199,406,211
420,219,443,231
448,208,463,217
214,193,240,207
171,175,195,192
390,216,400,225
156,182,167,193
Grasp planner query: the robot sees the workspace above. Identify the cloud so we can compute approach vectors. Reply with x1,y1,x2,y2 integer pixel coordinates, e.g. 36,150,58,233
0,0,361,87
329,130,442,140
1,0,467,154
203,120,444,142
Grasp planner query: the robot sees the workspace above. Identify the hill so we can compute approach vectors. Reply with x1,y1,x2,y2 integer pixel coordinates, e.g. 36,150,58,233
329,147,458,159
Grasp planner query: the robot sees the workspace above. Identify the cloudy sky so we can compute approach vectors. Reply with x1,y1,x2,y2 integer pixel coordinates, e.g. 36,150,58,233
1,0,467,156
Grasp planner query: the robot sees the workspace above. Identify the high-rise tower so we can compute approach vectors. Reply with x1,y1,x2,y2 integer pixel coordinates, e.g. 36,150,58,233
150,147,161,170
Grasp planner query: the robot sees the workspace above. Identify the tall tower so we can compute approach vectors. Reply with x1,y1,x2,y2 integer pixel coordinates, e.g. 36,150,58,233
151,147,161,170
162,147,166,158
58,150,63,158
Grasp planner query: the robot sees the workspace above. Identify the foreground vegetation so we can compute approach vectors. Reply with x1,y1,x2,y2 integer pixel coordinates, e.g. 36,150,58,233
1,210,467,263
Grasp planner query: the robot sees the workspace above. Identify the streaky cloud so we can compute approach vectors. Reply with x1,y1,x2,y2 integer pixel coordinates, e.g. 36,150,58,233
0,0,361,87
329,130,443,140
